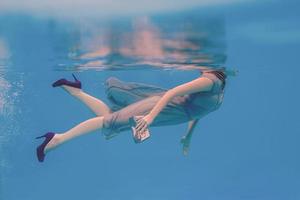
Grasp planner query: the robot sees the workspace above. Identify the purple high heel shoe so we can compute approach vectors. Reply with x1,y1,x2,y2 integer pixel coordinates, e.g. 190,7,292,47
36,132,55,162
52,74,82,89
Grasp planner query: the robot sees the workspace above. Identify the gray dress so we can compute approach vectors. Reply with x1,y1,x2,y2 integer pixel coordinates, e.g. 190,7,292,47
101,72,225,137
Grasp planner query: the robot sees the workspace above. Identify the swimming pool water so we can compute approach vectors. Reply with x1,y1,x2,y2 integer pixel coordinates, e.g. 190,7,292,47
1,1,300,199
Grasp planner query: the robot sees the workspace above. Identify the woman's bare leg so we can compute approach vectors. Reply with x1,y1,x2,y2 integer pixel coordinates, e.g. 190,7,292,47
62,85,111,116
45,116,104,152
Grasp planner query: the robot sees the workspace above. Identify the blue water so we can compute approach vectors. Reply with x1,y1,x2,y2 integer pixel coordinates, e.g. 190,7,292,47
1,1,300,199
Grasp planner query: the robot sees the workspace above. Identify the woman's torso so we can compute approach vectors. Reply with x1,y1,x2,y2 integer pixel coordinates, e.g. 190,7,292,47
104,70,226,123
183,71,226,119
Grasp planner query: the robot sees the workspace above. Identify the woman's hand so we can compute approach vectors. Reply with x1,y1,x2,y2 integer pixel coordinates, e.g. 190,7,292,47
180,136,191,156
135,114,153,134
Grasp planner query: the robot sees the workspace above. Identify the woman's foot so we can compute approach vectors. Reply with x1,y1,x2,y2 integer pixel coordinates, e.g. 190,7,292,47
44,134,62,152
36,133,62,162
52,74,82,95
52,74,82,89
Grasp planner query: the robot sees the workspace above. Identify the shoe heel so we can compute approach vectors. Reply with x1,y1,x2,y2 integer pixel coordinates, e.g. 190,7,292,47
35,134,46,139
72,73,78,82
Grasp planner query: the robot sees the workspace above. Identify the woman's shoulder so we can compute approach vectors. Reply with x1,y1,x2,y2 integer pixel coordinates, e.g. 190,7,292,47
201,71,218,84
201,71,225,92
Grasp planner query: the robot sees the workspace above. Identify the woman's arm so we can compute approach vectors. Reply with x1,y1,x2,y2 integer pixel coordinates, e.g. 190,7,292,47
135,77,213,132
185,119,199,138
181,119,199,155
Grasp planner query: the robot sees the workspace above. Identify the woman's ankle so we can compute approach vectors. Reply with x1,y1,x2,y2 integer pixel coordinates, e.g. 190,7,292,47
62,85,82,96
45,134,63,152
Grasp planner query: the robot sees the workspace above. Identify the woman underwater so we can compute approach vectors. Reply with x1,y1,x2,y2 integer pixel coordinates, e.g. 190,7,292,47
36,68,234,162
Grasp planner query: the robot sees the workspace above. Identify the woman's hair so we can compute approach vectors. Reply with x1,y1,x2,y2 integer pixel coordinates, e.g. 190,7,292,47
200,66,238,90
206,70,227,90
